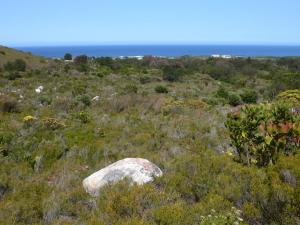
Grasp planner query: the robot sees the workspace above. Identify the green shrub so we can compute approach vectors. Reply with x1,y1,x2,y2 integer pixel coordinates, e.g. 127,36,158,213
64,53,72,60
4,71,22,80
76,111,90,123
74,55,88,65
139,76,151,84
228,93,242,106
4,59,26,72
124,84,138,94
241,90,258,103
276,89,300,105
78,94,91,107
38,95,52,106
155,85,168,93
225,101,300,167
162,65,183,82
216,86,229,99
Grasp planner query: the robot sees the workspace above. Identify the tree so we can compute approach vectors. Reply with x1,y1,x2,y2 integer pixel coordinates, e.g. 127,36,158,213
64,53,72,60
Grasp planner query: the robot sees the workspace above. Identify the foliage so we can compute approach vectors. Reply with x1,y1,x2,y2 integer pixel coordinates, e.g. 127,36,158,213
155,85,168,93
124,84,138,94
76,111,91,123
228,93,242,106
240,90,258,104
162,65,184,82
216,86,229,99
276,89,300,105
64,53,72,60
0,96,19,113
78,94,91,107
4,59,26,72
43,118,66,130
74,55,88,65
225,100,300,166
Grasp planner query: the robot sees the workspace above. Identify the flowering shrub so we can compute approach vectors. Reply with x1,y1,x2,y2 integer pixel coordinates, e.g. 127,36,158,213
43,118,65,130
23,115,36,122
76,111,90,123
225,100,300,167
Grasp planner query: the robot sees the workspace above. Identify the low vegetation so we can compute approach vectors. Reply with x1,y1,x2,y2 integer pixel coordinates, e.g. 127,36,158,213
1,47,300,224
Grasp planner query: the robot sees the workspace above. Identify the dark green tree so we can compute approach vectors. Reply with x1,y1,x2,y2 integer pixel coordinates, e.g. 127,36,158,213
64,53,72,60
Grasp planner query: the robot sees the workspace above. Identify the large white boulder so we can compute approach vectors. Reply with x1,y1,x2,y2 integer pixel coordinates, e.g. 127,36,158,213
83,158,163,196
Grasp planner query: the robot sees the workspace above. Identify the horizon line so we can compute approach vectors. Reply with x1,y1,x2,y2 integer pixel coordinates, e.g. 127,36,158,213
9,42,300,48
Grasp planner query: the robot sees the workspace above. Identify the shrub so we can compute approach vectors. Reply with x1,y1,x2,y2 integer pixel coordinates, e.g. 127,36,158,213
43,118,66,130
124,84,138,94
216,86,229,99
0,96,19,113
38,95,52,106
76,111,90,123
155,85,168,94
64,53,72,60
228,93,242,106
74,55,88,65
276,89,300,105
4,59,26,72
78,95,91,107
4,71,22,80
162,65,183,82
139,76,151,84
225,101,300,167
241,90,258,103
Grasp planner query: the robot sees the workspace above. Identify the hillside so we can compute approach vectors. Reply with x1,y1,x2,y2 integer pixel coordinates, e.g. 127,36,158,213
1,49,300,224
0,45,51,69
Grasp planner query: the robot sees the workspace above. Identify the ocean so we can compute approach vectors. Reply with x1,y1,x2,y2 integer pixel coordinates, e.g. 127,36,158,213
15,45,300,58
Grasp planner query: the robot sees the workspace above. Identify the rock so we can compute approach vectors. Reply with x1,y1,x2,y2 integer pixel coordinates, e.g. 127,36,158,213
281,169,297,187
35,86,44,93
83,158,163,196
92,96,100,101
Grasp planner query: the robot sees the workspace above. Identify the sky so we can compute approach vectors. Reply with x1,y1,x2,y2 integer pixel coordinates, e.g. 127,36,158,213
1,0,300,46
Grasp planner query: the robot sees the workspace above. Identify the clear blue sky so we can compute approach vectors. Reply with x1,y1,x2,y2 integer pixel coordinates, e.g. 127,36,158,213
1,0,300,46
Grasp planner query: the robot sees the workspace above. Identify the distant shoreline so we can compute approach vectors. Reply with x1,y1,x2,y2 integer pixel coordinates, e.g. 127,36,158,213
14,45,300,58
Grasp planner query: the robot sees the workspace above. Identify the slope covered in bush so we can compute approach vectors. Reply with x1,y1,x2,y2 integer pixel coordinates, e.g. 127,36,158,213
1,50,300,224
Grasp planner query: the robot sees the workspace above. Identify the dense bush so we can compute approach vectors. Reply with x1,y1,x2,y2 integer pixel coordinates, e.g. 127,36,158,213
226,99,300,167
76,111,90,123
4,71,22,80
4,59,26,72
162,65,184,82
228,93,242,106
124,84,138,94
216,86,229,99
241,90,258,103
155,85,168,93
74,55,88,65
64,53,72,60
0,96,19,113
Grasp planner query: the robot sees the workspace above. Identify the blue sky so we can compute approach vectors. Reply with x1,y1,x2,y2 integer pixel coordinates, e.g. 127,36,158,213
1,0,300,46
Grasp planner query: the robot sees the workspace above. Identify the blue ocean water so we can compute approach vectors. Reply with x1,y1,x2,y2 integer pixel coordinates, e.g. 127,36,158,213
15,45,300,58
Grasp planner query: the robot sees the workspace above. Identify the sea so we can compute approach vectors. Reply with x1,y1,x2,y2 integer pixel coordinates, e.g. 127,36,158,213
15,45,300,58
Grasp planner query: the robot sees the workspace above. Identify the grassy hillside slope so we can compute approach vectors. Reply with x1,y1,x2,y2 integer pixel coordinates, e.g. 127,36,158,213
0,45,50,69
